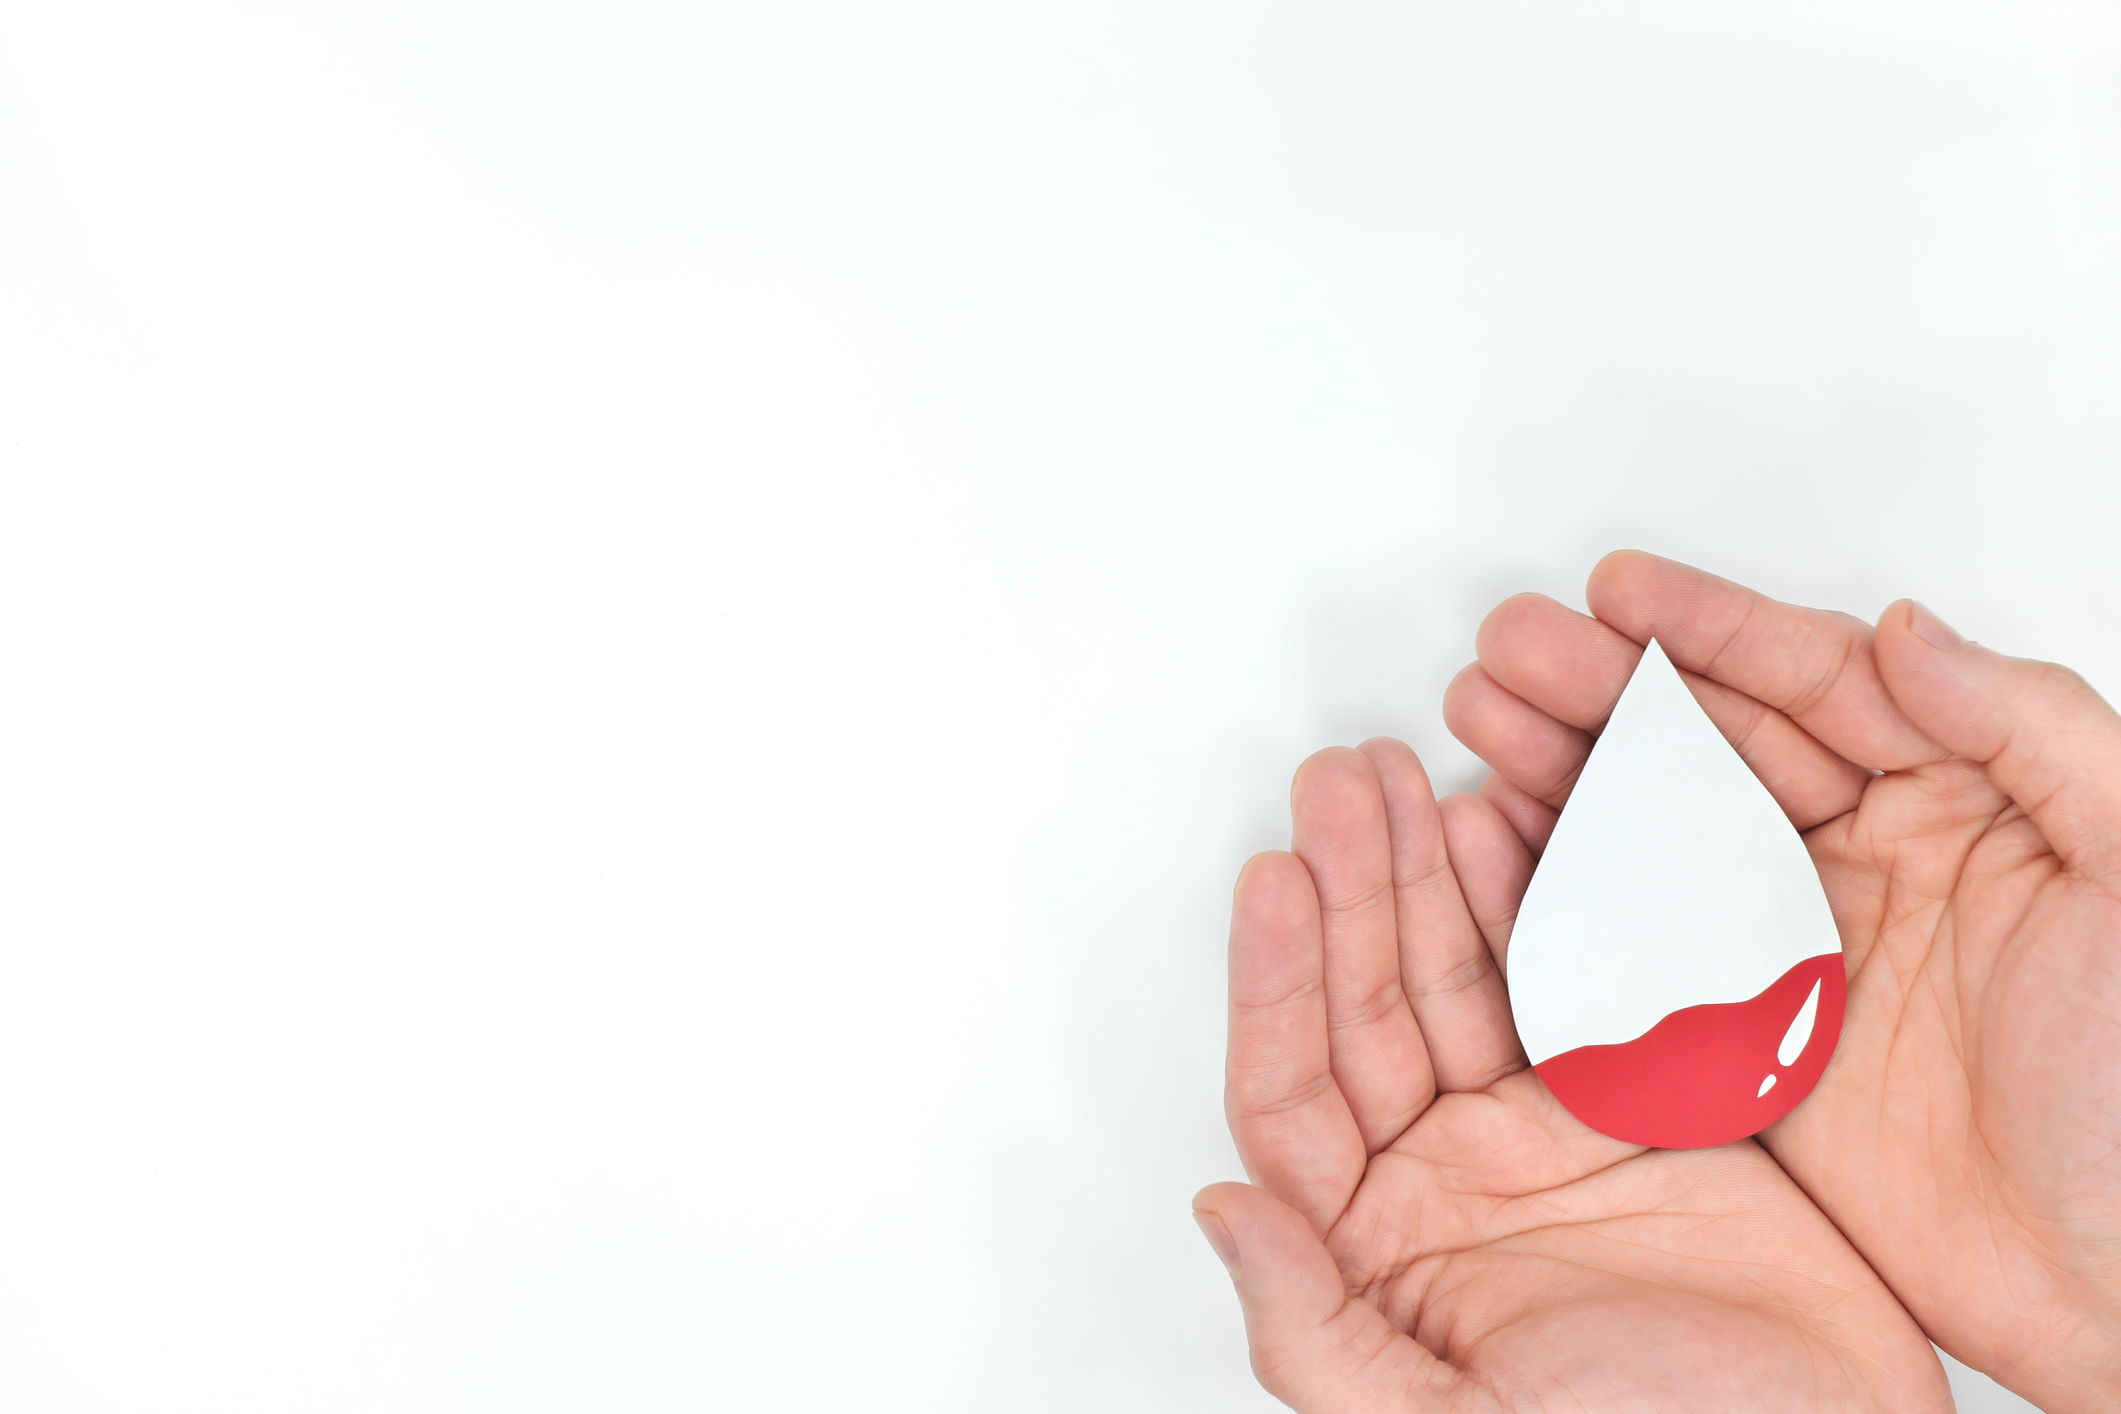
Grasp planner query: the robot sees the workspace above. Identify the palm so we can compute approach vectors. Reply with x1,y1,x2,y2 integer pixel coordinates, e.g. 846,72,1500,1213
1443,552,2121,1411
1199,740,1945,1412
1327,1075,1937,1410
1786,763,2121,1383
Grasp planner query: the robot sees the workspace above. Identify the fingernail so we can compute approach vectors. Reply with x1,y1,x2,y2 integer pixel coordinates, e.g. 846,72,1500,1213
1910,602,1964,651
1193,1210,1239,1271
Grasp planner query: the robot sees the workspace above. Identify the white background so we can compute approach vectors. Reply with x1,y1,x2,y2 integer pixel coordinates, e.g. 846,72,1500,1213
0,2,2108,1409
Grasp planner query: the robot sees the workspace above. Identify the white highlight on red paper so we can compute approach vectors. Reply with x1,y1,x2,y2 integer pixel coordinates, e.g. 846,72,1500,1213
1778,979,1823,1067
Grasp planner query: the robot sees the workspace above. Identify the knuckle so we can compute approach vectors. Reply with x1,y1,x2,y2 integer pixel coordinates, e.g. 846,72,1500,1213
1699,595,1759,679
1318,874,1393,920
1249,1338,1302,1397
1328,977,1407,1034
1392,845,1456,895
1782,622,1857,719
1232,969,1324,1016
1719,691,1770,759
2030,657,2093,700
1408,947,1494,1002
1230,1065,1334,1119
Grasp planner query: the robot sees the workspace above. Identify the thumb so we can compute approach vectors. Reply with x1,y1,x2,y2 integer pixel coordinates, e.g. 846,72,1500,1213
1875,599,2121,878
1192,1182,1463,1412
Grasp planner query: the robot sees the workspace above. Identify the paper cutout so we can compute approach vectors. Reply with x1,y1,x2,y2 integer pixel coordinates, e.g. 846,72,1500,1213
1505,639,1846,1148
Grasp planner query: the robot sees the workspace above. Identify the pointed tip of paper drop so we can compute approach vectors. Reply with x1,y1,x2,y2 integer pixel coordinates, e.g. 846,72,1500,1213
1504,626,1846,1148
1632,635,1678,682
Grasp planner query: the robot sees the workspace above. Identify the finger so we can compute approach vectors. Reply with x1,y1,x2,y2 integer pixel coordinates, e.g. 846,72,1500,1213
1442,664,1589,808
1193,1182,1464,1413
1586,550,1946,771
1477,772,1556,855
1438,792,1536,978
1875,600,2121,879
1359,739,1526,1092
1227,852,1367,1233
1474,592,1643,728
1473,592,1874,830
1290,750,1435,1153
1452,599,1873,832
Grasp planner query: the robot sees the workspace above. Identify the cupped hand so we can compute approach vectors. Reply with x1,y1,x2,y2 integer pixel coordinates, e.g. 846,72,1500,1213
1194,742,1949,1412
1446,551,2121,1413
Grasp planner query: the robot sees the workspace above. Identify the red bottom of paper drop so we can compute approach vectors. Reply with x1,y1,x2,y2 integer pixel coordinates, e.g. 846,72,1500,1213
1533,953,1846,1149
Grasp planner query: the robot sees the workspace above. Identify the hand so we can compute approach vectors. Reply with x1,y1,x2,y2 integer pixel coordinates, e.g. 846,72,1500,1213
1447,551,2121,1413
1193,742,1949,1411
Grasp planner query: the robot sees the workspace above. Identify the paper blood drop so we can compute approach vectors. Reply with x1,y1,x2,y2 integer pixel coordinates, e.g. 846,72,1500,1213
1505,639,1845,1149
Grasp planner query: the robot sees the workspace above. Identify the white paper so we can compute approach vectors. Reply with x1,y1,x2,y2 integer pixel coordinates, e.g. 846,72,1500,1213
1506,639,1843,1066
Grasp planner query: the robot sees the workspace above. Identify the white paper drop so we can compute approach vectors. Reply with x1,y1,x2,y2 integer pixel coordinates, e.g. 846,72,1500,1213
1507,639,1843,1066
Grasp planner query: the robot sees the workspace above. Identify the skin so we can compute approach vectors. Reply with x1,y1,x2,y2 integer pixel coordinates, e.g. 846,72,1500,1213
1430,553,2121,1412
1193,739,1951,1412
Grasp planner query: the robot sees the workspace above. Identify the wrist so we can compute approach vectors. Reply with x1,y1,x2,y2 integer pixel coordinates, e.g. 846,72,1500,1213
1967,1316,2121,1414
